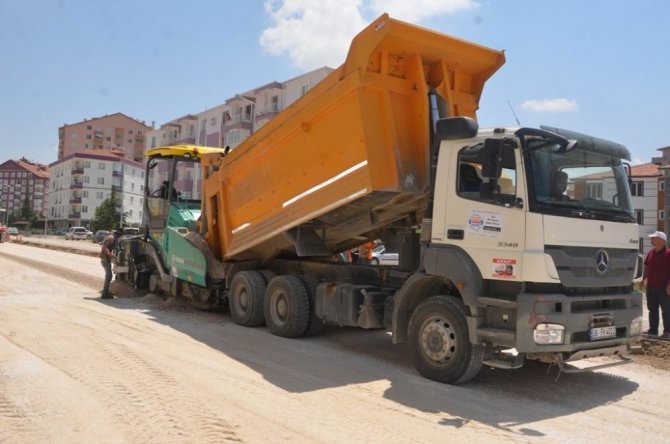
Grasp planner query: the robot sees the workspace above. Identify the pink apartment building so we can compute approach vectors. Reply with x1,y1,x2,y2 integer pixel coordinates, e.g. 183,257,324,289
58,112,152,163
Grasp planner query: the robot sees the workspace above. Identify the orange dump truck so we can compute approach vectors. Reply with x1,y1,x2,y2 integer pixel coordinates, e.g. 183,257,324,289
118,14,642,384
199,14,504,262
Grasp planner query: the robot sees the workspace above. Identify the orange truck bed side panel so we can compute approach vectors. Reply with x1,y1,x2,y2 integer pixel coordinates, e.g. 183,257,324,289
201,14,505,261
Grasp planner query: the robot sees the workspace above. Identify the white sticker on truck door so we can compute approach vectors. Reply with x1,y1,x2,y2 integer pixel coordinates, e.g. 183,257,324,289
467,210,503,237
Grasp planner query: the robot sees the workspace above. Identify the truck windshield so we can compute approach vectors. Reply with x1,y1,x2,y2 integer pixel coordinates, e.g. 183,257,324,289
522,134,634,222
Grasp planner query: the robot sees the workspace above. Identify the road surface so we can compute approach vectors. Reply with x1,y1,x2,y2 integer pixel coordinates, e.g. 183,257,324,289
0,242,668,443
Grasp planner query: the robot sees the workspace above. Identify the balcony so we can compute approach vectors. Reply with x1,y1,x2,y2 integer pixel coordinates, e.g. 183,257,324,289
71,166,84,175
68,212,81,219
223,114,253,131
69,197,82,204
112,185,123,192
70,182,83,189
256,103,281,119
112,170,123,177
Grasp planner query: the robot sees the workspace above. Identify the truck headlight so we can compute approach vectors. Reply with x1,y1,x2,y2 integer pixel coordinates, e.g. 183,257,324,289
534,323,565,345
630,316,643,336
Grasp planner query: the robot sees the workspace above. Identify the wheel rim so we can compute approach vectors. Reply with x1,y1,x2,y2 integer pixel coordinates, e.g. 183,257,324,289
271,290,289,325
237,288,249,311
420,316,456,363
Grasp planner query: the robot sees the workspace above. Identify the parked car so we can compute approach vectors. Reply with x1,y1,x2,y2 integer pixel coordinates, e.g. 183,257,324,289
122,227,140,236
7,227,19,236
92,230,109,244
370,245,399,266
65,226,89,240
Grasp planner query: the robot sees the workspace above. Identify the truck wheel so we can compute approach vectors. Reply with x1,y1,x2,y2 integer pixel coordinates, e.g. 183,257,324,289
264,275,310,338
259,270,276,285
229,271,267,327
408,295,483,384
297,275,325,337
370,258,380,266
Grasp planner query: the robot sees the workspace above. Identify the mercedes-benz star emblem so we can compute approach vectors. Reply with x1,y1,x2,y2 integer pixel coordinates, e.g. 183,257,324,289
595,249,609,275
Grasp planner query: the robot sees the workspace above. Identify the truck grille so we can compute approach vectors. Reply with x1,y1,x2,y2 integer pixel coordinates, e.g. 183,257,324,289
545,245,637,289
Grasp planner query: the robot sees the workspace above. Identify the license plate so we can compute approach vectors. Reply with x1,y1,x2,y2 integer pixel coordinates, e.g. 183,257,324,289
589,325,616,341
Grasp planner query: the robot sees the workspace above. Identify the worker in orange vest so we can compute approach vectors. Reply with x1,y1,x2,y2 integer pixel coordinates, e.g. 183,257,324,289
358,241,376,265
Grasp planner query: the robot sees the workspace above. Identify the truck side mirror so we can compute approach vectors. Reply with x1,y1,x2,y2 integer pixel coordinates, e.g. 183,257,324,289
436,117,479,140
481,138,503,179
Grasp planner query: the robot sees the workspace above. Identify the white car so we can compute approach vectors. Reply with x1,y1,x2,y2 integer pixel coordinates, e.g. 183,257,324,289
65,226,89,240
370,245,399,266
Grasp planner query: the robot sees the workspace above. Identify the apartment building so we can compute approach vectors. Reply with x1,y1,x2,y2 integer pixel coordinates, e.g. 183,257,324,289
146,66,334,151
0,158,50,221
145,114,197,150
58,113,153,163
628,163,663,251
48,150,145,230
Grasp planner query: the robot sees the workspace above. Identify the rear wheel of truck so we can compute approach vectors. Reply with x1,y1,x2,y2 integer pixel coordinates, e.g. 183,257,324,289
297,275,325,337
408,295,483,384
264,275,310,338
229,271,267,327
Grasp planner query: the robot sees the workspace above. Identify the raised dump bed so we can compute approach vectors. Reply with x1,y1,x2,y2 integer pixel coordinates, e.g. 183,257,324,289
200,14,505,262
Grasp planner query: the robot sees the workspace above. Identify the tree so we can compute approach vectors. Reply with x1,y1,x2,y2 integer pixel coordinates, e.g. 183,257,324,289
19,195,36,228
91,191,121,231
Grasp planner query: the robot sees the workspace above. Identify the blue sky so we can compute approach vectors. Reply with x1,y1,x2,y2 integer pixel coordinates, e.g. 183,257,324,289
1,0,669,165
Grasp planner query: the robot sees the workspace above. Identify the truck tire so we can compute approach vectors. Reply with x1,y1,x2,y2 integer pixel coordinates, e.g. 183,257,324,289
407,295,483,384
229,271,267,327
259,270,277,285
264,275,310,338
297,275,326,337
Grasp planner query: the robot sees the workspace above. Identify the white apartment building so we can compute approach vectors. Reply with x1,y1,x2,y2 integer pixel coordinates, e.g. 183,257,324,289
48,150,145,230
145,66,334,151
629,163,663,252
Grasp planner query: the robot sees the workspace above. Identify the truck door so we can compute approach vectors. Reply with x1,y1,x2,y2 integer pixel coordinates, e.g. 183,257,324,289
438,137,526,282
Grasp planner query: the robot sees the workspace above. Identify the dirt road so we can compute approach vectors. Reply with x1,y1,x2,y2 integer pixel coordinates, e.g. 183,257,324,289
0,243,668,443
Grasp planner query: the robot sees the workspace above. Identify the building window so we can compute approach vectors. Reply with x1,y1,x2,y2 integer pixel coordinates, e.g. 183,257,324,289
301,84,308,96
99,162,105,170
586,183,603,199
83,191,88,198
128,139,132,143
660,181,665,191
86,134,92,140
84,176,89,183
97,177,104,185
84,161,91,168
106,137,111,141
659,210,665,220
97,192,103,199
635,209,644,225
128,130,133,135
631,181,644,197
86,125,92,130
82,205,88,213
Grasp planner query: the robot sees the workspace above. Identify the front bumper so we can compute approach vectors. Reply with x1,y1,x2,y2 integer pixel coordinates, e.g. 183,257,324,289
515,291,643,354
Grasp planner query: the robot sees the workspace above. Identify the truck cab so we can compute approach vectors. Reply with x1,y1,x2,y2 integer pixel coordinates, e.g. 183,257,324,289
394,119,643,381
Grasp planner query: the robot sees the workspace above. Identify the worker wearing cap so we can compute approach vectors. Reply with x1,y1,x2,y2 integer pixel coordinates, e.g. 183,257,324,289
99,227,122,299
642,231,670,338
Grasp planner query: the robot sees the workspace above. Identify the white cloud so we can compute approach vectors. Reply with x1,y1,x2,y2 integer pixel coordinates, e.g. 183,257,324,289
632,157,643,166
260,0,479,70
520,98,578,113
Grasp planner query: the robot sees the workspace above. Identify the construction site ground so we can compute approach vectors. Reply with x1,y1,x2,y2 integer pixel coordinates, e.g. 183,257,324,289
0,237,668,443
